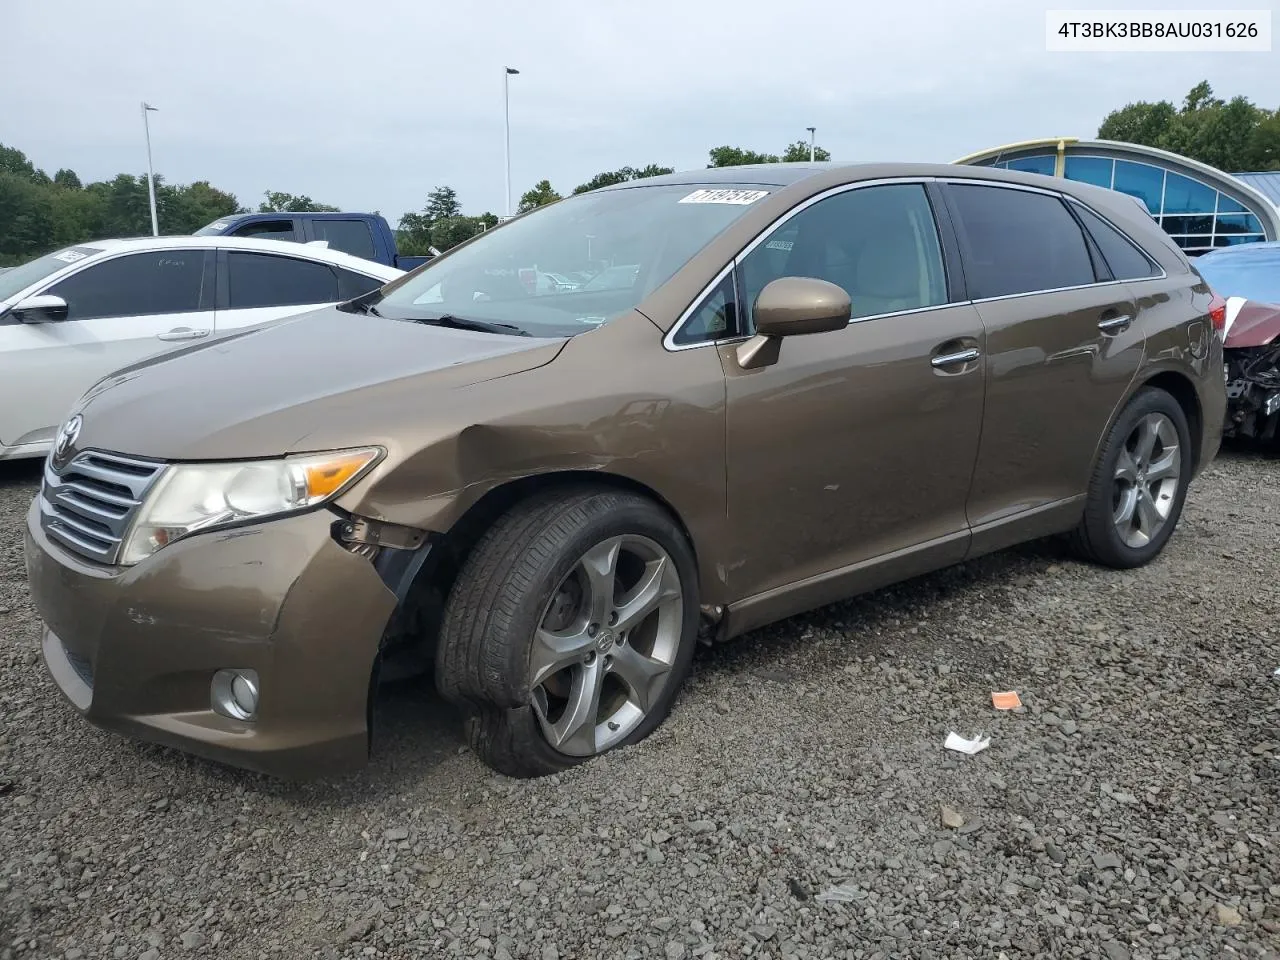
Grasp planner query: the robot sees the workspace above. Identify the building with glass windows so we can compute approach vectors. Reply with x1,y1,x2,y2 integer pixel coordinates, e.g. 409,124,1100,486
953,138,1280,258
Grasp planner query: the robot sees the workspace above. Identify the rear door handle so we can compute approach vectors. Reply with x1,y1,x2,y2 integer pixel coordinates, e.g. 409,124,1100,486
931,347,980,368
156,327,210,342
1098,314,1132,333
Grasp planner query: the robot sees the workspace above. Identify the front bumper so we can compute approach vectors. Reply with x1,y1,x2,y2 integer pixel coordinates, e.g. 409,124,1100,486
24,499,398,779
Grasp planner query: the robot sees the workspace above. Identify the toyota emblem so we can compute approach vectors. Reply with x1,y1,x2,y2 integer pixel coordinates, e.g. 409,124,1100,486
53,415,82,461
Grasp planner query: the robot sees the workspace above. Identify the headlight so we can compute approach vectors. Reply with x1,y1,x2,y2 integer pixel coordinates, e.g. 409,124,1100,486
118,447,382,565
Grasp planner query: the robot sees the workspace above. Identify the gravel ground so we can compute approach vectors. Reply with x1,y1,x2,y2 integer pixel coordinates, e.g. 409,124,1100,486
2,447,1280,960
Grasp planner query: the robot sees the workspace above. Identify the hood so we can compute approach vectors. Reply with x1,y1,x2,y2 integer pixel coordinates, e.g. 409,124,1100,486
1224,298,1280,349
69,305,567,460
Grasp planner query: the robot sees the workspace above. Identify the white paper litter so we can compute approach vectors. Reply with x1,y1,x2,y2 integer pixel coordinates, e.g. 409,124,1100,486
814,884,861,903
944,731,991,755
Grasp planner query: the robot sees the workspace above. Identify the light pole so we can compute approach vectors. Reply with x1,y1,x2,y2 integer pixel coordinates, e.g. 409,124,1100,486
504,67,519,217
141,102,159,236
806,126,816,162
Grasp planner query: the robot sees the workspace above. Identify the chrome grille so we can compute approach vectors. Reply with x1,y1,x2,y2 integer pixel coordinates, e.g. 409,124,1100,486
40,451,166,564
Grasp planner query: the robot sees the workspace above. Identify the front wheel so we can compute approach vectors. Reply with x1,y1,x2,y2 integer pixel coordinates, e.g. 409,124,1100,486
435,487,700,778
1070,386,1193,569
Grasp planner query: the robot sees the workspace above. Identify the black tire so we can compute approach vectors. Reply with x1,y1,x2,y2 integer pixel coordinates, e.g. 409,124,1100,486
435,485,700,778
1070,386,1193,569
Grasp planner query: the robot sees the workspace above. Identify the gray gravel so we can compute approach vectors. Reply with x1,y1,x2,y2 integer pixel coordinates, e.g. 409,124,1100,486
3,447,1280,960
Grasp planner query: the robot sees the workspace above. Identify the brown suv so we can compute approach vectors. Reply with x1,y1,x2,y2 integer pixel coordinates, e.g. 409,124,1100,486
25,163,1226,779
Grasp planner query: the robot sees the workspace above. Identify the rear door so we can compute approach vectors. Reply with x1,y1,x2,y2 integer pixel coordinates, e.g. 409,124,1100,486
941,179,1145,547
214,249,342,331
0,248,214,448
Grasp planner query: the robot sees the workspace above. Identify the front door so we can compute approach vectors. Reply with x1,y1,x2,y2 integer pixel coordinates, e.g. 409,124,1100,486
718,181,987,624
941,181,1147,536
0,249,214,449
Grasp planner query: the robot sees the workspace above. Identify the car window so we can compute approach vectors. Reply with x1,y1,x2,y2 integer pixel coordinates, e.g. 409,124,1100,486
948,184,1097,299
231,219,295,242
45,250,209,321
672,271,738,346
1071,203,1161,281
335,267,386,300
311,220,376,260
226,252,339,309
0,246,104,306
739,183,948,328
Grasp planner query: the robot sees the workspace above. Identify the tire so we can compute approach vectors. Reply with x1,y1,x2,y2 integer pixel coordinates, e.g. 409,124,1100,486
435,486,700,778
1070,386,1193,569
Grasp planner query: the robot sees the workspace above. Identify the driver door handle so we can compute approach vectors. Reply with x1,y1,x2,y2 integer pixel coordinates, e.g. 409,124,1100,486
931,347,980,368
157,327,210,342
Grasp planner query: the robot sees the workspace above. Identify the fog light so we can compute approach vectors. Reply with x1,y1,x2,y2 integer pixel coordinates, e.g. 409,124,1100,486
211,668,260,721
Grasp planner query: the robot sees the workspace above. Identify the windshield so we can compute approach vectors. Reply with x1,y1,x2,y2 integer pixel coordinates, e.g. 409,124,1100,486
374,183,773,336
0,246,102,303
1196,245,1280,304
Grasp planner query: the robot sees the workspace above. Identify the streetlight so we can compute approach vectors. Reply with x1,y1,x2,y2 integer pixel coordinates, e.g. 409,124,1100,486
504,67,519,218
142,102,159,236
806,126,816,163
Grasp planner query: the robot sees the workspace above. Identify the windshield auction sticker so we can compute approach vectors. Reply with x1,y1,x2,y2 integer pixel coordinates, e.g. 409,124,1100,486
678,189,770,205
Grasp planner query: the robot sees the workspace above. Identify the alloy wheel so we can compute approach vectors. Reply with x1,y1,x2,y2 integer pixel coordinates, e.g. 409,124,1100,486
529,535,684,757
1112,411,1181,549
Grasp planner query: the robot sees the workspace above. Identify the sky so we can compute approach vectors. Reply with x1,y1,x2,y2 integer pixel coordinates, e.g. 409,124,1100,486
5,0,1276,225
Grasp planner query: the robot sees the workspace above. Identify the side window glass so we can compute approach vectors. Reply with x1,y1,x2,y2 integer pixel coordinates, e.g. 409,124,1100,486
312,220,377,260
336,267,385,300
1072,204,1160,281
226,253,339,309
739,183,948,330
948,184,1097,298
672,271,737,346
46,250,208,321
232,220,295,242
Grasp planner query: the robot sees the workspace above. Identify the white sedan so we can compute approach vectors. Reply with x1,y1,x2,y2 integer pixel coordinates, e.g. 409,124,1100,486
0,236,403,461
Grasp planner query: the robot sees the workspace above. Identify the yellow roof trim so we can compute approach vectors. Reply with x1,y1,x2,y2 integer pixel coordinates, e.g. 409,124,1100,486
952,137,1080,165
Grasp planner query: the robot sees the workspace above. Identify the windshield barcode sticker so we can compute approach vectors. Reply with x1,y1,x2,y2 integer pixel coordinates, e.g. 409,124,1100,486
766,240,794,251
679,189,770,205
53,250,89,263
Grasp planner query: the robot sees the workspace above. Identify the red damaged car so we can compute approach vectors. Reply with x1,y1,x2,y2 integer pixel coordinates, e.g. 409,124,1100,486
1195,241,1280,442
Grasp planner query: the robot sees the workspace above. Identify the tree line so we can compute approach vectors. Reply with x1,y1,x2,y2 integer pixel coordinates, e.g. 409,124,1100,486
2,80,1275,267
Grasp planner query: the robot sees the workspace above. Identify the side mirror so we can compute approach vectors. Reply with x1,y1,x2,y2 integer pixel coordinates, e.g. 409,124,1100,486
737,277,850,370
11,294,69,324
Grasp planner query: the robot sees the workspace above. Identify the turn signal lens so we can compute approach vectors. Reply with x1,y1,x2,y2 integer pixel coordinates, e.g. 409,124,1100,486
298,451,377,499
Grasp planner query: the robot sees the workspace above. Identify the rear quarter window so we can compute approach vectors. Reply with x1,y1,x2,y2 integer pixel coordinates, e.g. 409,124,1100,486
1071,203,1162,281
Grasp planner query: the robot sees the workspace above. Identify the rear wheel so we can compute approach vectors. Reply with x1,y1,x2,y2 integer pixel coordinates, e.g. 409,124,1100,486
435,487,699,778
1070,386,1192,569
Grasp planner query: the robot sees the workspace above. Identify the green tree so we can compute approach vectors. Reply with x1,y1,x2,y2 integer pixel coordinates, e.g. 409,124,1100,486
424,185,462,221
0,145,40,180
258,190,340,213
780,140,832,162
572,164,675,195
53,168,82,190
707,146,779,167
430,215,486,251
518,179,561,213
1098,81,1280,172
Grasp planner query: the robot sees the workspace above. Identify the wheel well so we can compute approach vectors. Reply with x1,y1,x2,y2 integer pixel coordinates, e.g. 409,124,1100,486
1141,370,1203,467
392,471,700,660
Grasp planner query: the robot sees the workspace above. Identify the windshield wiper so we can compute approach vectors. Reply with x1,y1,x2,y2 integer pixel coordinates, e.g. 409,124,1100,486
407,314,530,336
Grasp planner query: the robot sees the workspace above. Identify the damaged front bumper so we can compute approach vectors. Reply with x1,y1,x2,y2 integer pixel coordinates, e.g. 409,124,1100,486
25,499,405,779
1224,344,1280,441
